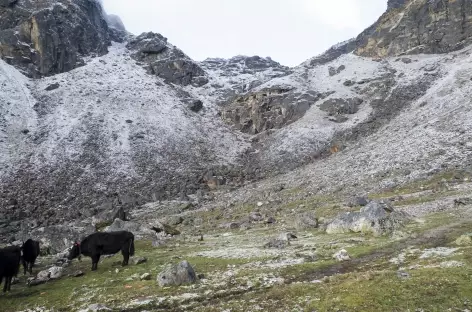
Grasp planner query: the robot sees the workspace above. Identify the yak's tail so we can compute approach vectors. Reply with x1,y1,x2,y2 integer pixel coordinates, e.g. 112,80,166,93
129,237,135,257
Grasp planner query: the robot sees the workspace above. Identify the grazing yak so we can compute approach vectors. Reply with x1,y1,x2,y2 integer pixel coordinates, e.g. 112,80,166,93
68,231,135,271
21,239,40,275
0,246,21,292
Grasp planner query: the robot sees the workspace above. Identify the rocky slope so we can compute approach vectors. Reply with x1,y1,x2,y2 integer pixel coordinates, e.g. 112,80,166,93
1,0,472,247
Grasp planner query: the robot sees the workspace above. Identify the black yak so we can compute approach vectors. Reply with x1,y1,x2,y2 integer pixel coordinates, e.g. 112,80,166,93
67,231,135,271
21,239,40,275
0,246,21,292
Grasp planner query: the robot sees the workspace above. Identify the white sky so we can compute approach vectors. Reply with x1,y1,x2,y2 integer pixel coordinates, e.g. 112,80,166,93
102,0,387,67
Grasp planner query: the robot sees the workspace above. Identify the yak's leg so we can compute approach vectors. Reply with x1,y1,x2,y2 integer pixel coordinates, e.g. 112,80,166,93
121,241,131,266
29,260,35,275
121,249,129,266
4,277,10,292
91,254,100,271
22,259,27,275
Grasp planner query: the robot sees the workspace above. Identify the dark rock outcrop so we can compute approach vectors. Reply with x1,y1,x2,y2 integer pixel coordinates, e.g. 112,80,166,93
387,0,406,11
319,97,363,116
0,0,112,77
127,32,208,87
356,0,472,57
222,89,332,134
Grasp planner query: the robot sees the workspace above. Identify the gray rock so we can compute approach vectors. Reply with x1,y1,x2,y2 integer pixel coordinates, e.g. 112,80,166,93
264,238,290,249
82,304,112,312
27,277,47,287
249,212,264,222
150,221,181,236
397,271,410,279
105,219,150,234
140,273,152,281
278,232,297,241
127,32,207,87
133,257,147,265
94,206,127,228
333,249,350,261
157,260,197,287
343,80,355,86
454,198,472,206
188,100,203,112
347,196,369,207
328,65,345,76
71,270,84,278
34,266,63,284
319,98,363,116
165,216,184,226
401,58,412,64
221,88,326,134
294,212,318,229
326,200,410,236
220,222,240,230
45,83,60,91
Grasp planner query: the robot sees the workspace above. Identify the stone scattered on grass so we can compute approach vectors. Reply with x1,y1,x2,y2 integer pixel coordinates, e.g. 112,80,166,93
440,261,464,268
419,247,459,259
71,270,84,277
278,232,297,241
157,260,198,287
396,271,410,279
264,237,291,249
140,273,152,281
133,256,147,265
333,249,350,261
453,198,472,206
37,266,63,280
79,304,112,312
294,212,318,229
455,235,472,246
249,211,264,222
220,222,240,230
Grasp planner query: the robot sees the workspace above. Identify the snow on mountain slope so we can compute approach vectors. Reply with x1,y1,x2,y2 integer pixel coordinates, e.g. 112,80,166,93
195,56,292,103
0,43,249,222
215,46,472,207
0,59,37,177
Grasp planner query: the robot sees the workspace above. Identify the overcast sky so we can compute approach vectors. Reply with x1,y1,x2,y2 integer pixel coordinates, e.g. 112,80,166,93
101,0,386,67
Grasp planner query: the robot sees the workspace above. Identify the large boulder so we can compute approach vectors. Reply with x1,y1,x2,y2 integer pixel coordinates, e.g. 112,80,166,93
104,219,153,236
93,206,127,229
326,201,410,236
0,0,111,77
157,260,198,287
221,89,333,134
294,212,319,230
127,32,208,87
35,266,63,283
319,98,363,116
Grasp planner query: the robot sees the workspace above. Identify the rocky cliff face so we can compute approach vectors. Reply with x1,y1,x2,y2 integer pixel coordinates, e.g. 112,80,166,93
127,32,208,87
356,0,472,57
0,0,112,77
